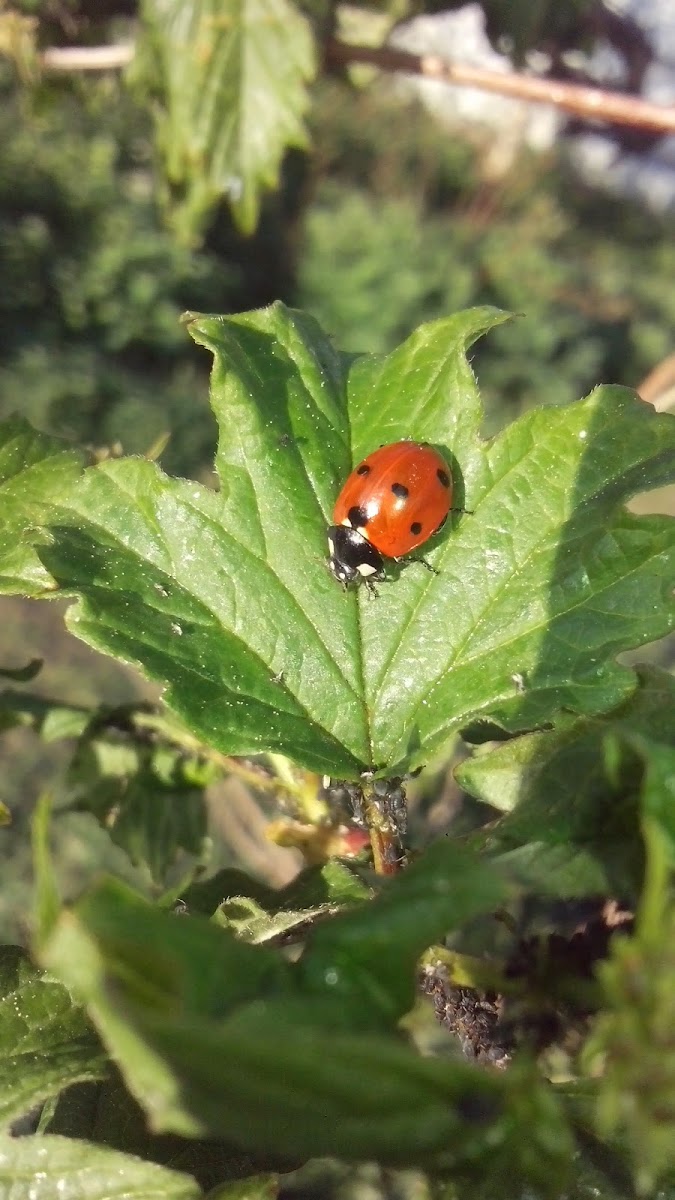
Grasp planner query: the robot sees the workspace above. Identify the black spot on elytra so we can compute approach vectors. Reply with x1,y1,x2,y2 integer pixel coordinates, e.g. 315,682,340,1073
435,513,448,534
391,482,409,500
410,521,422,536
356,463,371,476
348,505,369,528
437,467,451,488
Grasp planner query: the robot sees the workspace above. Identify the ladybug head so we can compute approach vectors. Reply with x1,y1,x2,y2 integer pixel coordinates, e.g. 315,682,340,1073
327,524,384,588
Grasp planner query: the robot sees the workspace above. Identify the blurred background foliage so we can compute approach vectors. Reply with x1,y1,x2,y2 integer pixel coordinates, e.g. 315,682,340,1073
1,63,673,476
1,0,674,942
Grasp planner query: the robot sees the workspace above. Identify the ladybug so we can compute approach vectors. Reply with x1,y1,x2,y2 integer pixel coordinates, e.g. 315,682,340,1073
327,441,452,587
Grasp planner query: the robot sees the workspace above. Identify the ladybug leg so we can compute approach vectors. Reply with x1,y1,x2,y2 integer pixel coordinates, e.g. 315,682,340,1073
451,506,474,515
406,555,439,575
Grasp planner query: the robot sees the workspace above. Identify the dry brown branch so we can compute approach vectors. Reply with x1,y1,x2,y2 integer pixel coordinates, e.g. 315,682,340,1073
41,43,134,71
637,353,675,412
39,36,675,135
326,37,675,135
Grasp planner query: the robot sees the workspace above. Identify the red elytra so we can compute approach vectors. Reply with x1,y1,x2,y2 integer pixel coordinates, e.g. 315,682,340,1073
333,440,452,559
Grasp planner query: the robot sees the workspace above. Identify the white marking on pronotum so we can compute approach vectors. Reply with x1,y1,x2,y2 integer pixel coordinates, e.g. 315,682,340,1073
328,537,335,555
357,562,378,577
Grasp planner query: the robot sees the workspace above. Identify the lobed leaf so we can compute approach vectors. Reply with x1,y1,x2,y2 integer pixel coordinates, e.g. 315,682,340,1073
135,0,316,238
2,304,674,779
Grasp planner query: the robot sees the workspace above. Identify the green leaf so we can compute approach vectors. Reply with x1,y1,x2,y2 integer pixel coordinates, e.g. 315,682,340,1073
0,947,106,1131
5,305,675,779
43,844,506,1053
135,0,316,239
214,842,508,1015
214,893,339,944
66,730,209,883
0,1132,201,1200
41,879,295,1136
622,734,675,866
40,873,573,1187
0,416,85,597
41,895,572,1185
490,841,613,899
458,667,675,814
459,667,675,894
40,1071,284,1189
54,877,293,1020
299,839,509,1023
581,825,675,1194
125,1009,573,1188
